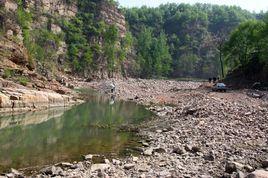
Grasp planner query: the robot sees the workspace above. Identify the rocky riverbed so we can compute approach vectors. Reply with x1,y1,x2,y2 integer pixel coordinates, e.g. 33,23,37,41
2,79,268,178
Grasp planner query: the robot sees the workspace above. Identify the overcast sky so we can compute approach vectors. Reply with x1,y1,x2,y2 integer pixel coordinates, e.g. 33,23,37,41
117,0,268,12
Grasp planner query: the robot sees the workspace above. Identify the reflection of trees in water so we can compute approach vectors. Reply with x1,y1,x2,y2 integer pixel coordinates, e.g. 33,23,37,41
0,93,152,172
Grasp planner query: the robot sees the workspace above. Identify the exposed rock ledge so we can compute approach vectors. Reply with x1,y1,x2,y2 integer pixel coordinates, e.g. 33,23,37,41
0,87,82,114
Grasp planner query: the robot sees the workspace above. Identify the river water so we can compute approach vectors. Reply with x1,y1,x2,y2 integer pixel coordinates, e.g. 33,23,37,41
0,91,152,172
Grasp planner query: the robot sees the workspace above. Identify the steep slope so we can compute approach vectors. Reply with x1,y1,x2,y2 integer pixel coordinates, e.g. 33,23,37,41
0,0,128,113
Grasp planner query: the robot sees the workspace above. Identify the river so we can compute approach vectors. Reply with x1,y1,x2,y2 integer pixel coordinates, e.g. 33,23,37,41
0,90,152,173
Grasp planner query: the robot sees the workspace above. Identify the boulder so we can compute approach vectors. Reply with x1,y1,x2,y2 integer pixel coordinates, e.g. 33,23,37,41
124,164,135,170
262,160,268,168
225,162,245,173
245,170,268,178
91,164,110,172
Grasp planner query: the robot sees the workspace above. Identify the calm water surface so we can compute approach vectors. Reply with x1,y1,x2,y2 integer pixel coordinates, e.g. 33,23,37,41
0,91,152,172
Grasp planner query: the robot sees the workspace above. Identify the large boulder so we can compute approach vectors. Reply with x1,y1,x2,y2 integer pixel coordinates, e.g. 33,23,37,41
245,170,268,178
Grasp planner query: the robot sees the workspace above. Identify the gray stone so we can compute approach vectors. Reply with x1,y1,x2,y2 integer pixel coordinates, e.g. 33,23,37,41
112,159,121,165
262,159,268,168
184,145,192,152
10,168,22,176
124,164,135,170
173,146,186,155
235,171,245,178
225,162,245,173
84,154,93,160
59,162,73,168
244,165,254,172
91,164,110,172
154,147,166,153
144,148,154,156
5,173,14,178
245,170,268,178
132,156,138,162
191,146,201,153
203,152,215,161
142,142,149,147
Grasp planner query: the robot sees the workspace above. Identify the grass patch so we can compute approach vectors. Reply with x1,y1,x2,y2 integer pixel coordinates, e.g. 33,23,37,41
18,76,30,86
3,69,14,79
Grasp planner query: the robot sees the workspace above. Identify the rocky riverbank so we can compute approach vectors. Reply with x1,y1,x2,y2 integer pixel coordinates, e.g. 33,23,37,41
0,78,83,115
2,79,268,178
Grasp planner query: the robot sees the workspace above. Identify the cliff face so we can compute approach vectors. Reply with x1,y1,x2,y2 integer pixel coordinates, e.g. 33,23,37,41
0,0,128,112
99,1,126,38
0,0,127,80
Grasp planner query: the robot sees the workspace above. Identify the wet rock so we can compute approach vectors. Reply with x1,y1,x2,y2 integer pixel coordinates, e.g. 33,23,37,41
124,164,135,170
245,170,268,178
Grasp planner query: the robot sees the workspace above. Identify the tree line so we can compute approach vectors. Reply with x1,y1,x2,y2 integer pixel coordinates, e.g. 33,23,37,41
123,3,257,79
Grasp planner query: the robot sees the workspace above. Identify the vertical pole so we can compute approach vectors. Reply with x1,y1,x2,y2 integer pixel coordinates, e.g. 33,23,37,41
219,43,224,79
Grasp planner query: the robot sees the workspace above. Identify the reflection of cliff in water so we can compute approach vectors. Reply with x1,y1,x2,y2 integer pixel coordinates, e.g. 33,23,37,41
0,91,152,172
0,107,68,129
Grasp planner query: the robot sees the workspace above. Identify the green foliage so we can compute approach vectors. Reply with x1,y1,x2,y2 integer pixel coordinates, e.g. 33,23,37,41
18,76,29,86
17,0,32,50
62,0,131,75
224,20,265,68
223,15,268,81
124,3,254,78
103,25,119,72
3,69,14,79
136,27,172,78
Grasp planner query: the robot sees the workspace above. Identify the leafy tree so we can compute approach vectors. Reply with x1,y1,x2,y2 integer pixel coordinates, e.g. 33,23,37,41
223,14,268,82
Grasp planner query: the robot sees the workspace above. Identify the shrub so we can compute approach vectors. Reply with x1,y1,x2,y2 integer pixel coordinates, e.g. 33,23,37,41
18,76,29,86
3,69,13,79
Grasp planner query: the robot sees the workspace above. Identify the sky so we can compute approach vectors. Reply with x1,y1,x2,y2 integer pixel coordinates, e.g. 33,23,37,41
117,0,268,13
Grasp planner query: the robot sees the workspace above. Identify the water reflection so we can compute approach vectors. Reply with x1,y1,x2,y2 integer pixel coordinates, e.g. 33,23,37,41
0,91,152,172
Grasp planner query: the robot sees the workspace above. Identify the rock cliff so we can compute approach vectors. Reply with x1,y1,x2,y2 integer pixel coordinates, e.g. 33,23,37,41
0,0,128,112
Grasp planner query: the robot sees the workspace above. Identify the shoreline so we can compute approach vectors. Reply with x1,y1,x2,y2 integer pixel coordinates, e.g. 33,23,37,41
1,78,268,178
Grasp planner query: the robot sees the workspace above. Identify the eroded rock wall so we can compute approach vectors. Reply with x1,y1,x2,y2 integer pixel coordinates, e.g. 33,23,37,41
99,1,126,38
